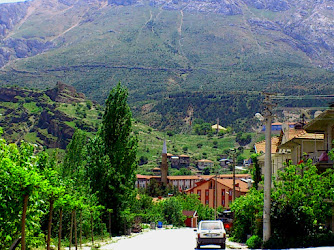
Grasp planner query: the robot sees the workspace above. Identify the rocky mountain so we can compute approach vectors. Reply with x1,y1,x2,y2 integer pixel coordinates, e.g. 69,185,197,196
0,82,100,148
0,0,333,130
1,0,334,69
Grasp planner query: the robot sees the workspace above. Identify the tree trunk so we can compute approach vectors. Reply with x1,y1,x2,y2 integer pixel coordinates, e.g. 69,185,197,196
80,211,83,248
101,215,104,242
74,210,77,250
69,210,74,249
21,194,29,250
58,208,63,250
47,198,54,250
91,212,94,247
109,212,111,238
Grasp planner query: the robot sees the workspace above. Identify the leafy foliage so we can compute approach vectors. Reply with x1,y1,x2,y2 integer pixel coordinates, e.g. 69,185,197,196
231,160,334,248
230,189,264,242
86,82,138,234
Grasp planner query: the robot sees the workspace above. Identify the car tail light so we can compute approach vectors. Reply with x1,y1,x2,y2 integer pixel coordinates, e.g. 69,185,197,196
197,233,200,239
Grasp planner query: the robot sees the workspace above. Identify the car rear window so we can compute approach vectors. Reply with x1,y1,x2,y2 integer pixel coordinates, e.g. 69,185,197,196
200,222,222,230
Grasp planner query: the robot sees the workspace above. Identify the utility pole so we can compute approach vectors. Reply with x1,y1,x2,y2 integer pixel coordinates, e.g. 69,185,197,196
230,148,236,201
262,93,275,243
214,168,218,220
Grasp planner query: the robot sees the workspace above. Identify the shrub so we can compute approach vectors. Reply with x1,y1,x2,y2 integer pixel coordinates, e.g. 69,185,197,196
246,235,262,249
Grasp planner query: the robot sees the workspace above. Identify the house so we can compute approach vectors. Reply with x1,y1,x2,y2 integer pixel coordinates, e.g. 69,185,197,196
303,107,334,172
185,177,250,209
254,136,281,178
197,159,214,170
182,210,198,228
219,158,232,168
136,174,252,191
212,124,227,133
169,154,190,169
151,167,161,175
179,154,190,167
136,175,160,189
168,175,202,190
170,156,180,168
255,119,328,179
261,122,295,132
278,129,324,167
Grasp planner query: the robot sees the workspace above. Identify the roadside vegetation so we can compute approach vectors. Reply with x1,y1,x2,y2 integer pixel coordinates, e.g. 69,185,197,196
231,158,334,248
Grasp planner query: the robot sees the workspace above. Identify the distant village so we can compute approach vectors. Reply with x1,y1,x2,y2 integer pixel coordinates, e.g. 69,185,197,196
136,105,334,211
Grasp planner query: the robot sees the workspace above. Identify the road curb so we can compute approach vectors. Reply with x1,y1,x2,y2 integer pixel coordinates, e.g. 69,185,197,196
226,239,248,249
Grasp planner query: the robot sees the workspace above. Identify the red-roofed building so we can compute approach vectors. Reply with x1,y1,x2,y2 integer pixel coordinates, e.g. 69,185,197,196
182,210,198,228
185,177,250,209
136,174,252,191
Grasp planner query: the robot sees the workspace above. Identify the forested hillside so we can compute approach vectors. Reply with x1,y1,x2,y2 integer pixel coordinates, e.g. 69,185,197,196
0,0,334,130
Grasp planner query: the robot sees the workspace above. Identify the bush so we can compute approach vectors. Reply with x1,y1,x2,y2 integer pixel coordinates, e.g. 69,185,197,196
246,235,262,249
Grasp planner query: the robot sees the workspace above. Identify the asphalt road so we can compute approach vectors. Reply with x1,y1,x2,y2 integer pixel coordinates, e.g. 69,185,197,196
100,228,228,250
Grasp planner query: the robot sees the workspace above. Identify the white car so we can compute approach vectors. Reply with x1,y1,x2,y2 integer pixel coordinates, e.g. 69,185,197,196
195,220,226,249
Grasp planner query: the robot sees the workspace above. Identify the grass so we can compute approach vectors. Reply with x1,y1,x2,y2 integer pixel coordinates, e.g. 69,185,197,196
23,132,39,143
23,102,42,114
133,121,252,174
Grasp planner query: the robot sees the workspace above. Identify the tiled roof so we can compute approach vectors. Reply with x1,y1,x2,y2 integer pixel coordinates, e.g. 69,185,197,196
186,177,250,193
136,174,160,179
294,131,324,140
254,137,280,154
179,154,190,158
137,174,251,180
198,159,214,163
211,124,227,130
304,108,334,132
217,179,249,193
200,174,251,179
168,175,202,180
182,210,197,217
278,128,324,149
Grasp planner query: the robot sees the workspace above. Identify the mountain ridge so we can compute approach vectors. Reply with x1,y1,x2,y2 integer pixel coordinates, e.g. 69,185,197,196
0,0,333,130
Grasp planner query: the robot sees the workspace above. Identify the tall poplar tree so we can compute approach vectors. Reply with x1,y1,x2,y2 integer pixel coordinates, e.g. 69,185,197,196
87,82,138,234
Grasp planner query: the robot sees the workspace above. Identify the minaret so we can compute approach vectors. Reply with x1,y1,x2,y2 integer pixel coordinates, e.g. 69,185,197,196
161,139,168,185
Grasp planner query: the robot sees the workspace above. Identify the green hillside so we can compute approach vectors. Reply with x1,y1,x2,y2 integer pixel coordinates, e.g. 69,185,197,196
1,1,334,131
0,85,253,175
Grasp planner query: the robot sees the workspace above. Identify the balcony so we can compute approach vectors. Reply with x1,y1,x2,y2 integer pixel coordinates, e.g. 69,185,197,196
307,151,333,172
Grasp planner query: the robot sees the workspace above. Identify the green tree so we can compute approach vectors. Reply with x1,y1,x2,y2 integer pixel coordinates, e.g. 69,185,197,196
160,197,185,226
250,154,261,190
87,82,138,234
62,129,88,191
230,189,263,242
0,138,46,249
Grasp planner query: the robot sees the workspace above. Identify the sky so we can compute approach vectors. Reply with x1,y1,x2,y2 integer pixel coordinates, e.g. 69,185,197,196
0,0,30,4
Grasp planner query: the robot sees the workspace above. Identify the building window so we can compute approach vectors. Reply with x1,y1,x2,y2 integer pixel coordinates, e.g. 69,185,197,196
229,190,232,201
205,189,209,205
197,190,201,200
222,189,225,206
